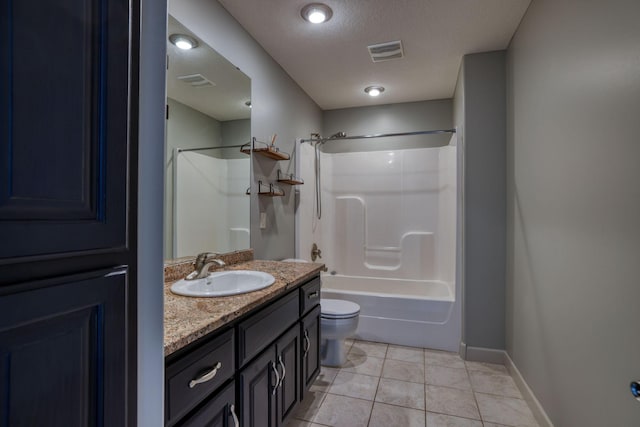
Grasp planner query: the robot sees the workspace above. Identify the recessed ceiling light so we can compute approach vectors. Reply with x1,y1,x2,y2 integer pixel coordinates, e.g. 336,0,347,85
169,34,199,50
364,86,385,97
301,3,333,24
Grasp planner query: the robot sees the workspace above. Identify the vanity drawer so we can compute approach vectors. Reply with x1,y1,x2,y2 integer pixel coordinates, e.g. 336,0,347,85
166,329,235,426
300,276,321,316
238,290,298,367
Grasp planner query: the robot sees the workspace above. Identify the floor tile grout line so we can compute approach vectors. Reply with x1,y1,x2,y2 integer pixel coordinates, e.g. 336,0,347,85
470,386,523,400
424,409,484,423
423,343,427,421
365,374,381,427
309,391,329,425
466,364,485,424
474,390,529,401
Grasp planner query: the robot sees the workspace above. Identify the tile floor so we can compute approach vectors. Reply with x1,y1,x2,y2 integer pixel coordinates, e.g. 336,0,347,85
286,340,539,427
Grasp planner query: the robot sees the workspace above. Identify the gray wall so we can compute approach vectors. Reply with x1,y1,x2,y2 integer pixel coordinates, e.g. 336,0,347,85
506,0,640,425
164,98,223,257
170,0,323,261
453,51,507,351
322,99,453,152
221,119,251,159
137,0,166,424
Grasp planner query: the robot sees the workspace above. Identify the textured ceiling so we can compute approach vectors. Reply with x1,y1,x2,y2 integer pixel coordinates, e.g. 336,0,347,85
218,0,530,110
167,15,251,121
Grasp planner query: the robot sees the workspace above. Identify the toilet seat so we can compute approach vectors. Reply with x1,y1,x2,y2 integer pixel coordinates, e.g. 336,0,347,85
321,298,360,319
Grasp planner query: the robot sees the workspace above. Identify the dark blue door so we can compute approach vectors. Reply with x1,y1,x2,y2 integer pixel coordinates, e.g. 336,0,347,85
0,0,139,425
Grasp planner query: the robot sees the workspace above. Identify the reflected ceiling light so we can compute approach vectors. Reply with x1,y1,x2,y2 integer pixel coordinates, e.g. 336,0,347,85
169,34,199,50
364,86,385,97
301,3,333,24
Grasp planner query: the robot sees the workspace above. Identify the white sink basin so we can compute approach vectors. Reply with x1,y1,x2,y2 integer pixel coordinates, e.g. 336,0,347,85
171,270,276,297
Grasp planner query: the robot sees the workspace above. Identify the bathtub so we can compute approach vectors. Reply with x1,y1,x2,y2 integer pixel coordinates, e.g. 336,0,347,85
321,274,461,351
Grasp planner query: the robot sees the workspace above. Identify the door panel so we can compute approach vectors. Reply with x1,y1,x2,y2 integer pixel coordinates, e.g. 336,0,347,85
301,305,321,398
181,382,236,427
240,348,277,427
0,0,138,425
276,325,300,425
0,0,131,260
0,269,127,427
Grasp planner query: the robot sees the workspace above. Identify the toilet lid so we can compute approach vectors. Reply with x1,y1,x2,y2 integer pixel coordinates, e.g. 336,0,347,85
321,298,360,319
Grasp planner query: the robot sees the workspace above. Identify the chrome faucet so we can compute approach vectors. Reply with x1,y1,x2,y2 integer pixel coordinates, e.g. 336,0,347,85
186,252,226,280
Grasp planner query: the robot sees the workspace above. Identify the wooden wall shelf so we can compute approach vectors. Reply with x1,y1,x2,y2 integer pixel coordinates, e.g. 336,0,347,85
277,170,304,185
246,181,285,197
241,138,290,161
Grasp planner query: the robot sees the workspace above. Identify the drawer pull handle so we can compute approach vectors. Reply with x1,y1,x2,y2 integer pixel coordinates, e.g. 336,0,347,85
303,330,311,357
271,361,280,395
188,362,222,389
278,355,286,387
230,404,239,427
307,291,319,299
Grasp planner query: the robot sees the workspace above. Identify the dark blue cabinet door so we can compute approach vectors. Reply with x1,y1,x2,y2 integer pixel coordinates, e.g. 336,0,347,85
0,0,139,425
0,269,127,427
240,348,278,427
180,382,236,427
301,305,321,399
276,325,301,426
0,0,132,261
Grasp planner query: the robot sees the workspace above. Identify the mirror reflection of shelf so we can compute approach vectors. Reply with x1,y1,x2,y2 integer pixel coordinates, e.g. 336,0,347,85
245,181,285,197
240,137,290,161
277,170,304,185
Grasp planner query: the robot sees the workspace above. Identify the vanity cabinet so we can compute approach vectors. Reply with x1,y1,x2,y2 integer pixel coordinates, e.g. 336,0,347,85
274,324,301,425
301,305,321,397
180,382,238,427
239,324,300,427
165,274,321,426
166,330,235,425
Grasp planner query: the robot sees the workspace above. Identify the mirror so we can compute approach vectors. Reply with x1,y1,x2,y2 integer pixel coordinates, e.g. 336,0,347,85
164,15,251,259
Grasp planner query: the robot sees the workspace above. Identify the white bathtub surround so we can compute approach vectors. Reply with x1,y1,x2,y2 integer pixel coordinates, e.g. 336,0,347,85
322,274,459,350
298,136,460,351
175,152,249,256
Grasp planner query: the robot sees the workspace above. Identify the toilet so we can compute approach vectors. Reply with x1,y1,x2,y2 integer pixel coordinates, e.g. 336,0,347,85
320,298,360,367
281,258,360,367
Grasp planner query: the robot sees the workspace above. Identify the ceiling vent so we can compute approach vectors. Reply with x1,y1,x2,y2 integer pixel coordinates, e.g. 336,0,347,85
368,40,404,62
177,73,216,88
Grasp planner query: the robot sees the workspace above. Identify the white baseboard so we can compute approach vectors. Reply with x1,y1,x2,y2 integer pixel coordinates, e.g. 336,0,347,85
459,341,467,359
504,353,554,427
462,345,554,427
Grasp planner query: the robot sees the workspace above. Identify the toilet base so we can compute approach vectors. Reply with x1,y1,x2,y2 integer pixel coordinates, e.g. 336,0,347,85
320,338,348,367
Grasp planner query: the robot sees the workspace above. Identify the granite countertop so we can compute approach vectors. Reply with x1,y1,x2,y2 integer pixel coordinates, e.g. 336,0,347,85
164,260,324,356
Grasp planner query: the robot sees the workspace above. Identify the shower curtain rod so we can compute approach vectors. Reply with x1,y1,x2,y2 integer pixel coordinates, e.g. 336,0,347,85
176,144,245,153
299,128,456,144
